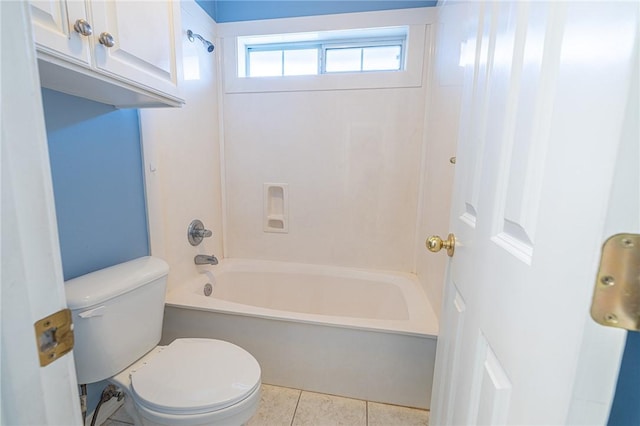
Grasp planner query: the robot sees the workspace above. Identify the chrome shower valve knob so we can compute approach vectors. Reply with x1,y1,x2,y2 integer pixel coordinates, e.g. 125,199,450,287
188,219,213,246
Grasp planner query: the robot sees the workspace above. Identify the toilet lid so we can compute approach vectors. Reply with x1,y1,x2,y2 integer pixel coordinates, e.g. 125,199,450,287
130,338,261,415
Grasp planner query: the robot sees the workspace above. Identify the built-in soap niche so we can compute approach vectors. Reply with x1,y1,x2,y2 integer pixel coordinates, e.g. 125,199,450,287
263,183,289,233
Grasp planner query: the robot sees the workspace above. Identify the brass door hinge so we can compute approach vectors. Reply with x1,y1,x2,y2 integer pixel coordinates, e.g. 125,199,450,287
591,234,640,331
34,308,74,367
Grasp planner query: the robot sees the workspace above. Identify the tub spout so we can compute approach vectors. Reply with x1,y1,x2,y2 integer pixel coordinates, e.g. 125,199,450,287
194,254,218,265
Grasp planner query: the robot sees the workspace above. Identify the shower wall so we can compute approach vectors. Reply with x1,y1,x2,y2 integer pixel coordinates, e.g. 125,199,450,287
221,10,437,273
140,1,222,292
223,89,427,272
414,3,467,317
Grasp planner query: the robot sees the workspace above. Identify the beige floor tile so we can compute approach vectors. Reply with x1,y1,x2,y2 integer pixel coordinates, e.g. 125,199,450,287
108,406,134,424
246,384,301,426
367,402,429,426
292,391,366,426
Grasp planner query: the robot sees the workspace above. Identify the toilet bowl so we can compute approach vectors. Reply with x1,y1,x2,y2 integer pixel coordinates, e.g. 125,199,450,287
64,257,261,426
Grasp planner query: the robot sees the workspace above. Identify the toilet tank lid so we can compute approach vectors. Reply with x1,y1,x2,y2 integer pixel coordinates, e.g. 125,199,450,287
65,257,169,310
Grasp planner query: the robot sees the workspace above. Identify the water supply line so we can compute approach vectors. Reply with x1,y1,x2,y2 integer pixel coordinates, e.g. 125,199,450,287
80,384,87,425
90,384,124,426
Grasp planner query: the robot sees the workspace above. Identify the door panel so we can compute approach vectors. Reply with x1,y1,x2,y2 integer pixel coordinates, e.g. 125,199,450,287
491,2,553,264
432,1,638,424
431,285,467,425
458,2,491,229
473,337,512,426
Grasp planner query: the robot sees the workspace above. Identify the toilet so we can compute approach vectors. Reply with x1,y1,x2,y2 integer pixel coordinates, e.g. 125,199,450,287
65,256,261,426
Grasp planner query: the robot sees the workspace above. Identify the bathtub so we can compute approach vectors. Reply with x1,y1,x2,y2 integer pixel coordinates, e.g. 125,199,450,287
161,259,438,409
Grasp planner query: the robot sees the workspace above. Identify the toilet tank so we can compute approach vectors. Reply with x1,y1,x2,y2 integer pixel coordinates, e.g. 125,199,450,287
65,256,169,384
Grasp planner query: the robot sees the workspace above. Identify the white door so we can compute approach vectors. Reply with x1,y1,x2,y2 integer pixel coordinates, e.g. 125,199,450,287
1,1,82,425
91,0,181,96
430,1,638,424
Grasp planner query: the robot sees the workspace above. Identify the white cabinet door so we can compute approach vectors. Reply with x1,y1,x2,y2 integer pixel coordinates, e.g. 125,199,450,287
30,0,91,66
430,1,638,424
91,0,180,96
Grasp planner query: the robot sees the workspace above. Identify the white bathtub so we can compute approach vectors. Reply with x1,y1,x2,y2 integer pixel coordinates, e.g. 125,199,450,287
162,259,438,409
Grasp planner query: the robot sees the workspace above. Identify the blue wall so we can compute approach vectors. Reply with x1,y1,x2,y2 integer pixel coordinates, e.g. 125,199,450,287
196,0,436,23
41,89,149,281
608,332,640,425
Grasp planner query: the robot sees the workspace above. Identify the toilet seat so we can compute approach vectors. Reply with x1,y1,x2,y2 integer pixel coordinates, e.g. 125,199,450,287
129,338,261,416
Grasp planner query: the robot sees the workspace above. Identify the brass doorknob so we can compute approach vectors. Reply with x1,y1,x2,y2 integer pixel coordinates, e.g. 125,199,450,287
426,233,455,257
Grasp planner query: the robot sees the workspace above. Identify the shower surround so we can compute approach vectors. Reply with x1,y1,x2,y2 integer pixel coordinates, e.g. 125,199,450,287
141,3,458,411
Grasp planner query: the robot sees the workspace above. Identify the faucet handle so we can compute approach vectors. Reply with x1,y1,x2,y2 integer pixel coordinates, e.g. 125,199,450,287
199,229,213,238
188,219,212,246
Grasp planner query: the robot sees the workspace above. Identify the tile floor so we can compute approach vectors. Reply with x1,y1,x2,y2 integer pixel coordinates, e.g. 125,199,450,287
102,384,429,426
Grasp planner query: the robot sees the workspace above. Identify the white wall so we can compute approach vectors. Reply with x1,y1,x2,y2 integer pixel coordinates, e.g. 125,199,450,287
140,0,222,293
414,3,466,317
220,9,440,273
223,88,427,271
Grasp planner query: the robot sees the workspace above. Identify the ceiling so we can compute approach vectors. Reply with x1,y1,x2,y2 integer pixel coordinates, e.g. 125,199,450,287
195,0,437,23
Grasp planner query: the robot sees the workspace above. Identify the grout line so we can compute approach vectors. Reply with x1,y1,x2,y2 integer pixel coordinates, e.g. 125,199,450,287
290,389,302,426
366,400,369,426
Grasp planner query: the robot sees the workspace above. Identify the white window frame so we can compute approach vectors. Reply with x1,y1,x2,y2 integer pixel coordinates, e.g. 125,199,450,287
219,7,436,93
244,36,407,77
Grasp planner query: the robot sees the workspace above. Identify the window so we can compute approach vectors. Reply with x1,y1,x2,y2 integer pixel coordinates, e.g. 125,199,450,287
247,47,319,77
239,27,408,78
325,45,402,73
225,23,426,93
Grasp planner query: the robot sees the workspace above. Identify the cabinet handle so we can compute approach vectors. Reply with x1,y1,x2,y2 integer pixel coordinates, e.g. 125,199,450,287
73,19,93,37
99,32,115,48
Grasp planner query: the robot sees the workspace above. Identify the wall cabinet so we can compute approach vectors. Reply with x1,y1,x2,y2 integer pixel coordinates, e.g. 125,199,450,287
30,0,184,108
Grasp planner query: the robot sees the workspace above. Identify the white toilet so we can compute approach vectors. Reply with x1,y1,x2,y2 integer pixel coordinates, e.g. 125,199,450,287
65,256,261,426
